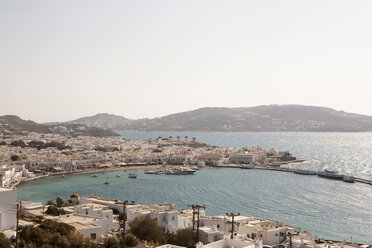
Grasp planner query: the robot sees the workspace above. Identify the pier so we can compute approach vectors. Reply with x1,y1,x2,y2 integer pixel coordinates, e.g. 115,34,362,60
213,164,372,186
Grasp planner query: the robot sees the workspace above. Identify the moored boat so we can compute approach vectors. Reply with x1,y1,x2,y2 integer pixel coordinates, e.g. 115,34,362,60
317,169,343,180
104,176,110,184
343,175,355,183
294,169,317,175
128,173,137,178
92,174,97,177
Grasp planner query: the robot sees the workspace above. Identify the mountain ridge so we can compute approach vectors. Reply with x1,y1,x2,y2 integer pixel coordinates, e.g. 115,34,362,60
65,105,372,132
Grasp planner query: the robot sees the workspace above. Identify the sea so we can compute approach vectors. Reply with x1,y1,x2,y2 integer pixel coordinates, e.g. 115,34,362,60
17,132,372,243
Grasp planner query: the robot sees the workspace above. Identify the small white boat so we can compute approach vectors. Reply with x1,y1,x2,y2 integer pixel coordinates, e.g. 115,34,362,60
92,174,98,177
116,175,121,177
104,176,110,184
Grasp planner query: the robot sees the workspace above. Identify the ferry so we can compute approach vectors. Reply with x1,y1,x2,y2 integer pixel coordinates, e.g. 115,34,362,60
343,176,355,183
294,169,317,175
128,173,137,178
317,169,343,180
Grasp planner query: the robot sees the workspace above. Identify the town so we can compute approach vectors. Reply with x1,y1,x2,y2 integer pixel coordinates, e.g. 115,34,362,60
0,132,299,188
0,132,369,248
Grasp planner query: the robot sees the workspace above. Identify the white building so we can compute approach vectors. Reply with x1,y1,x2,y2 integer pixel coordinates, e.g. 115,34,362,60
200,235,262,248
0,187,17,231
229,153,255,164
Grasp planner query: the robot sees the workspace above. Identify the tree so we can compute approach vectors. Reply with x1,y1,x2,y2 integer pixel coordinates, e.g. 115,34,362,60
47,200,55,206
11,154,20,161
56,197,64,207
0,233,12,248
173,228,194,248
130,216,167,244
45,205,64,216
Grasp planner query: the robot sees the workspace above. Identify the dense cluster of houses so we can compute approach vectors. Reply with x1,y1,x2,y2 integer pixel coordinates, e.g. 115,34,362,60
0,132,296,187
0,189,361,248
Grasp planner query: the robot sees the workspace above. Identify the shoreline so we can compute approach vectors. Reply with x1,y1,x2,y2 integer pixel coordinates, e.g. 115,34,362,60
13,164,164,187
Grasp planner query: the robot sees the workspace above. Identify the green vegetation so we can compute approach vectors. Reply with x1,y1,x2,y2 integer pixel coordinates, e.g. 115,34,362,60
10,140,27,148
0,233,12,248
28,140,70,150
103,233,139,248
19,219,99,248
10,154,20,161
45,205,65,216
128,217,193,247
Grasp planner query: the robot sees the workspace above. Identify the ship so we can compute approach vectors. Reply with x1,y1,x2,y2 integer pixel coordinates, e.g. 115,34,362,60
317,169,343,180
294,169,317,175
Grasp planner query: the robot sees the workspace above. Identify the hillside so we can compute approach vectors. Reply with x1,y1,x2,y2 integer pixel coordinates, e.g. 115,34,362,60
0,115,118,137
0,115,52,135
66,105,372,132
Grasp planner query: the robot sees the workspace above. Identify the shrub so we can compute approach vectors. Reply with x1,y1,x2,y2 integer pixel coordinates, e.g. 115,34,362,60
125,233,139,247
0,233,12,248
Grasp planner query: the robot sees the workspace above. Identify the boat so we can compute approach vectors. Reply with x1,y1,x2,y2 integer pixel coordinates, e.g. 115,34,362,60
128,173,137,178
343,175,355,183
317,169,343,180
104,176,110,184
144,169,157,174
92,174,97,177
294,169,317,175
240,164,253,169
116,175,121,177
269,162,281,167
62,175,66,178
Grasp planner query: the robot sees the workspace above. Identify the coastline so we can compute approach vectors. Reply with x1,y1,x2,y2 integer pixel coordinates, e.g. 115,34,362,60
13,164,163,188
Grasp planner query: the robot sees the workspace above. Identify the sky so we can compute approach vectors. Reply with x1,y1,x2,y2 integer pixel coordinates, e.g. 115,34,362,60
0,0,371,123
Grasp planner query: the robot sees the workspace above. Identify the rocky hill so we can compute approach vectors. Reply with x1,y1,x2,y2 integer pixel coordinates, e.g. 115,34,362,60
67,105,372,132
0,115,52,135
68,113,132,129
0,115,118,137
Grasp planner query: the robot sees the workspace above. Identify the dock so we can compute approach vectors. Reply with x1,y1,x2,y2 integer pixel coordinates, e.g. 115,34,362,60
213,164,372,186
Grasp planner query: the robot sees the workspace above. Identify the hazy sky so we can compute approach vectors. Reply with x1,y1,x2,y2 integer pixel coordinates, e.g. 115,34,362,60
1,0,371,122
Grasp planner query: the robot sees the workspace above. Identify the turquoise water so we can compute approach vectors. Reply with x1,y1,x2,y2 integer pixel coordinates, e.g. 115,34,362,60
17,132,372,243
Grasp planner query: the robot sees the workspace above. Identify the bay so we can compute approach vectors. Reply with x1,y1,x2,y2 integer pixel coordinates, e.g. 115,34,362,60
17,132,372,243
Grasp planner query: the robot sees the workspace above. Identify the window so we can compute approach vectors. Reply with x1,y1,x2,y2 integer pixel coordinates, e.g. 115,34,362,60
172,216,175,221
217,224,220,228
155,218,157,221
106,215,109,219
163,216,166,222
91,233,96,240
275,233,278,236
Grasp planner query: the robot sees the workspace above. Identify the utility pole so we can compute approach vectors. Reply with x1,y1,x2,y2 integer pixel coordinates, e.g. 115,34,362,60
43,204,45,219
188,204,205,244
121,200,135,248
287,232,292,248
226,213,240,239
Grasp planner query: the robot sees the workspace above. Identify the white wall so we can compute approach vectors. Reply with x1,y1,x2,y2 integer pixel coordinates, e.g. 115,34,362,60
0,187,17,231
